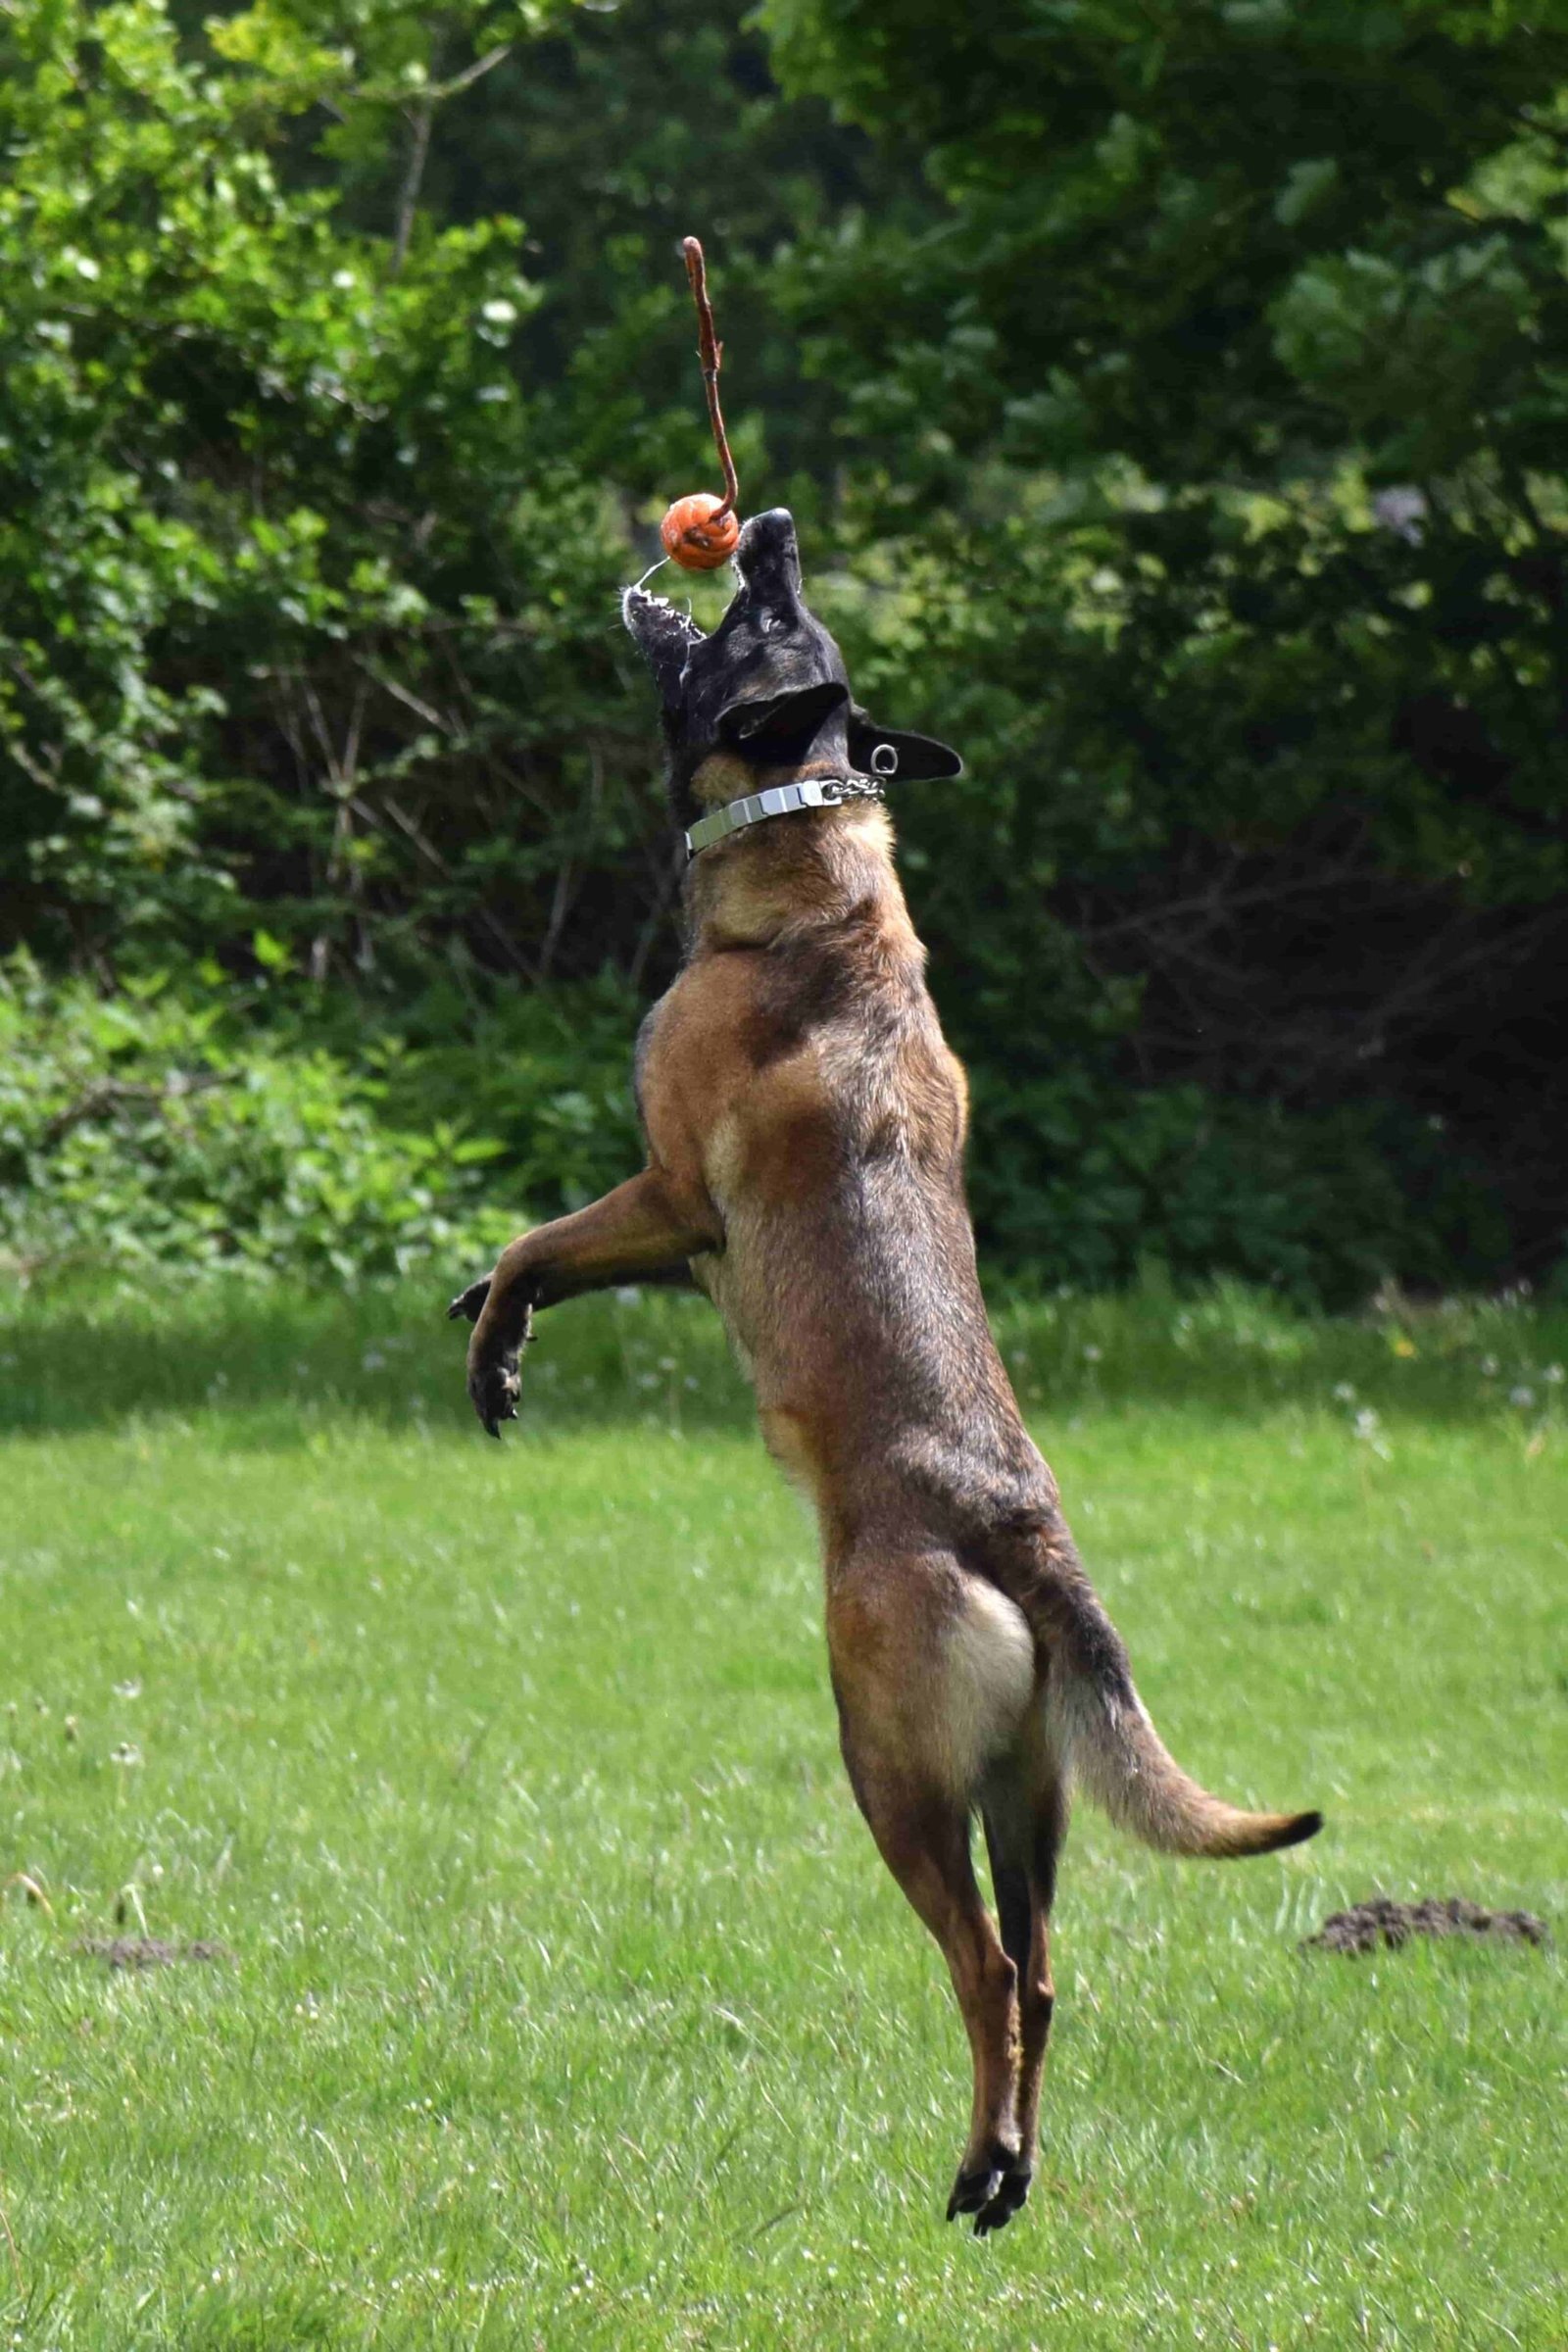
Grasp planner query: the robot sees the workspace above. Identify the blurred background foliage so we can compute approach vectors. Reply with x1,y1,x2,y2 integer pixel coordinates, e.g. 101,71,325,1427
1,0,1564,1298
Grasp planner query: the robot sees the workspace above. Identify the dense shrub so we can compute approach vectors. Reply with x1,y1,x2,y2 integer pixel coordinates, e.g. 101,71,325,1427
2,0,1564,1300
0,956,638,1284
766,0,1568,1285
0,0,660,986
1,953,1501,1306
963,1066,1505,1307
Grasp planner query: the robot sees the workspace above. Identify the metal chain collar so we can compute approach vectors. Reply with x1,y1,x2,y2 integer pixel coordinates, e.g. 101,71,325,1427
684,747,898,863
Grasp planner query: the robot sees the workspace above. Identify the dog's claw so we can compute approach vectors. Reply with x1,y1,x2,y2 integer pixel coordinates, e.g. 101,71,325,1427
480,1392,519,1439
467,1338,524,1437
459,1284,532,1437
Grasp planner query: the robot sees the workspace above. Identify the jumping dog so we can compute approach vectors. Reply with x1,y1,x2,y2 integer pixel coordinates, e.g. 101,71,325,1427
450,509,1320,2235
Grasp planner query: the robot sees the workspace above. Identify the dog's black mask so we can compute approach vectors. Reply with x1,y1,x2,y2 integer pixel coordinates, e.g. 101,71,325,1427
621,507,961,826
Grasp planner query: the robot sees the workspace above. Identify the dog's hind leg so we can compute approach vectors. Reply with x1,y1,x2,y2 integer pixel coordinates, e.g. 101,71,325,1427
827,1560,1038,2233
978,1744,1065,2228
840,1745,1023,2229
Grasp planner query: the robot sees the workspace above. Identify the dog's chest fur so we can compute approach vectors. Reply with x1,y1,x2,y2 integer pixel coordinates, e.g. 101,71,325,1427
632,808,1011,1523
639,808,964,1203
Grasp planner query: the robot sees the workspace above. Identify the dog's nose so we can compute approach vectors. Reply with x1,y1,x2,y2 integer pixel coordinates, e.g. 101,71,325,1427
736,507,800,587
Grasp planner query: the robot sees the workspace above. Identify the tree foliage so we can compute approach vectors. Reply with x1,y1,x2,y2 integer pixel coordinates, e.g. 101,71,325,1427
2,0,1565,1296
0,0,656,988
763,0,1568,1284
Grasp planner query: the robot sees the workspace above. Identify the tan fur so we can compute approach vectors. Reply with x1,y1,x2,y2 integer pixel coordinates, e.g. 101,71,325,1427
932,1581,1037,1798
688,750,758,808
459,788,1320,2230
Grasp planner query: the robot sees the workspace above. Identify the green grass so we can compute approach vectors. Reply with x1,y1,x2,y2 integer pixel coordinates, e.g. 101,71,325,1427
1,1279,1565,2349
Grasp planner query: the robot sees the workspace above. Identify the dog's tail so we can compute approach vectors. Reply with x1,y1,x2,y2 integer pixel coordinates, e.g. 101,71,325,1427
1018,1551,1321,1860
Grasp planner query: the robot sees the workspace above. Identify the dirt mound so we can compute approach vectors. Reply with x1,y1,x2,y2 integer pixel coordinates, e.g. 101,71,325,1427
74,1936,232,1971
1303,1896,1548,1957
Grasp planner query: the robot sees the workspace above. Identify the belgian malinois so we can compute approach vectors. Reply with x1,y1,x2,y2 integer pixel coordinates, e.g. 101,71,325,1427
450,509,1320,2234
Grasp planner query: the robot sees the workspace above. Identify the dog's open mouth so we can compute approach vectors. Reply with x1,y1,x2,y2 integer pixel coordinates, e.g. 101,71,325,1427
623,580,706,633
622,506,959,811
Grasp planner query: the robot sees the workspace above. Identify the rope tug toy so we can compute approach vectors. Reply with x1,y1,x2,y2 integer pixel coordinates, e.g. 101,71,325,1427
660,237,742,571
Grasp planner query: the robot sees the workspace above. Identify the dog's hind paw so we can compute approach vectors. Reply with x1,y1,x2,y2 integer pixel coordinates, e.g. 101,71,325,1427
947,2146,1032,2237
972,2163,1032,2236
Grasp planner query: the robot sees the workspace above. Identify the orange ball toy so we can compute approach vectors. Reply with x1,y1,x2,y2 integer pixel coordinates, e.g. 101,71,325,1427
661,492,740,571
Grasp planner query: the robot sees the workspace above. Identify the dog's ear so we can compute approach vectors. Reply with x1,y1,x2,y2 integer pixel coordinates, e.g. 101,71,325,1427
848,706,963,781
622,584,706,709
716,680,850,760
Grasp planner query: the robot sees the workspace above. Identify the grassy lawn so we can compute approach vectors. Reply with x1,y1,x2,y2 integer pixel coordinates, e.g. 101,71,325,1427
1,1281,1564,2349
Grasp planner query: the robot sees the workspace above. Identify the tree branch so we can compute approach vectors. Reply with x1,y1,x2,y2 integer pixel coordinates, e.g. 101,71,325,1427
40,1071,235,1152
391,98,434,278
682,236,739,521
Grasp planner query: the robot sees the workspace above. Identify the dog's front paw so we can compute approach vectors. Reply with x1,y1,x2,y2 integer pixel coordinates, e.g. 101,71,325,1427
447,1272,492,1325
466,1300,534,1439
467,1348,518,1438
